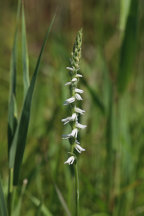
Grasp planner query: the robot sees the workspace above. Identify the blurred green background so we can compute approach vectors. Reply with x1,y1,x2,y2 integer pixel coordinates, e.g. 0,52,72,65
1,0,144,215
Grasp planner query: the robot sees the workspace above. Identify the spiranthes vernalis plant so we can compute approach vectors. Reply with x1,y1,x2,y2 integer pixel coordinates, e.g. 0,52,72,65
62,29,86,216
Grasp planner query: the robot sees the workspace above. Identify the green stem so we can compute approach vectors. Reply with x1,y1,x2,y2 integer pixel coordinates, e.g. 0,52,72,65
74,162,79,216
7,168,14,216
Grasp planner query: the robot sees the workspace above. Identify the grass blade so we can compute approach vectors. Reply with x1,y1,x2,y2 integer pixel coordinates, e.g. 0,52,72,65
8,15,55,185
0,178,8,216
22,2,29,97
7,1,21,212
105,85,114,203
55,184,71,216
8,0,21,155
27,193,53,216
117,0,139,93
13,179,28,216
119,0,131,31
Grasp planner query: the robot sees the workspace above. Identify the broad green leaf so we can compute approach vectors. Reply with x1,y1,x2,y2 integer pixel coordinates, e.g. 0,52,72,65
0,178,8,216
8,0,21,156
22,2,29,97
81,77,105,114
117,0,139,93
8,15,55,185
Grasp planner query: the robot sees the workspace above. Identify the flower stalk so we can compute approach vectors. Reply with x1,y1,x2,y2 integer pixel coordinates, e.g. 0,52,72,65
62,29,86,216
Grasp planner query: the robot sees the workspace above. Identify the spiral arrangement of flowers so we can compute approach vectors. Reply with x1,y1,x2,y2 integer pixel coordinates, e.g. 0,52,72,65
62,29,86,165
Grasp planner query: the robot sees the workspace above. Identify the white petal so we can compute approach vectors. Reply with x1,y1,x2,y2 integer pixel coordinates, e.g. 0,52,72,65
76,122,87,129
76,74,82,78
75,93,83,101
71,78,77,82
64,156,75,165
65,82,71,86
74,107,85,115
75,88,84,94
62,134,71,139
75,144,85,153
66,67,74,71
76,140,80,145
71,128,78,138
75,146,81,153
61,117,71,125
64,97,75,105
71,113,77,121
62,113,77,125
62,128,78,139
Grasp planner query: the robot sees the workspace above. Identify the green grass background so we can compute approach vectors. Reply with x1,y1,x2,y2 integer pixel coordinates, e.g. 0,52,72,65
0,0,144,215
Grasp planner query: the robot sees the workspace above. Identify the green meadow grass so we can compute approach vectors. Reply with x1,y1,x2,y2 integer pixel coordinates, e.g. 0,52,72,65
0,0,144,215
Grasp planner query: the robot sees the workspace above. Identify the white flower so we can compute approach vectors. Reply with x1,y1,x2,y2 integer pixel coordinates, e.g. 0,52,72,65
62,128,78,139
64,156,75,165
71,78,77,82
74,107,85,115
71,113,77,120
64,97,75,105
76,122,87,129
66,66,80,72
62,113,77,125
76,140,80,145
75,88,84,94
66,67,74,71
75,144,85,153
71,128,78,138
65,78,78,86
62,134,71,139
76,73,82,78
61,117,72,125
75,93,83,100
65,82,71,86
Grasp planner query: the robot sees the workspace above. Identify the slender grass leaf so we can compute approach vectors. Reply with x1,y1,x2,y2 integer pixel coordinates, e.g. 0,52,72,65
55,184,71,216
117,0,139,93
8,95,18,156
96,49,112,112
22,2,29,97
0,178,8,216
13,179,28,216
27,193,53,216
8,15,55,185
105,85,114,200
8,0,21,155
119,0,131,31
81,77,105,114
